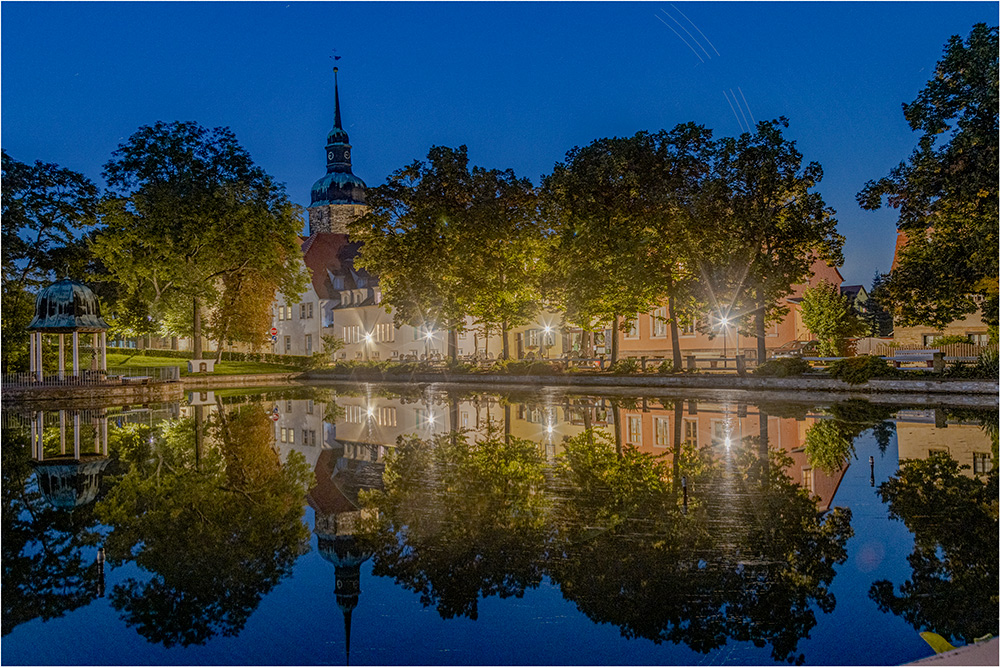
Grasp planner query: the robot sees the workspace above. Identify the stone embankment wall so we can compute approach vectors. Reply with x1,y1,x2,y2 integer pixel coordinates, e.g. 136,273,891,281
182,373,306,388
2,382,183,409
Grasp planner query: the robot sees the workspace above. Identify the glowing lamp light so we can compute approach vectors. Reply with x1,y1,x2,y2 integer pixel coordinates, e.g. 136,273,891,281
546,425,555,435
364,332,373,343
366,407,375,418
426,414,436,425
720,317,730,327
543,325,553,335
424,331,433,340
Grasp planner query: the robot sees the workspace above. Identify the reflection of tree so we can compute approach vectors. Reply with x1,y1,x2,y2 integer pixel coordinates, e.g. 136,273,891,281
549,431,853,664
1,427,104,634
359,432,550,620
95,404,312,647
804,400,897,473
869,454,998,644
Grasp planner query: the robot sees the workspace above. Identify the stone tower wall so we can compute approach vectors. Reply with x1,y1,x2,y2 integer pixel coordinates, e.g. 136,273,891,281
308,204,368,235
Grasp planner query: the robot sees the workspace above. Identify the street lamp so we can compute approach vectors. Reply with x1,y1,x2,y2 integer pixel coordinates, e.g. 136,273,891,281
363,331,373,361
542,325,553,359
423,328,434,360
718,316,729,359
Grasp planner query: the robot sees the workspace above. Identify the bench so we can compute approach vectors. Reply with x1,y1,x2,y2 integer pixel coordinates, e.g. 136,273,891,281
887,349,943,370
121,376,152,385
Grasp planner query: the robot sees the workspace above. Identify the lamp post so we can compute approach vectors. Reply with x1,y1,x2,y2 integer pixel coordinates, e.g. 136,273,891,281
423,329,433,360
719,316,729,360
542,325,553,359
363,332,372,361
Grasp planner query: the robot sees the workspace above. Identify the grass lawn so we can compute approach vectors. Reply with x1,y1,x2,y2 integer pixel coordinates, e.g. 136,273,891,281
106,353,301,376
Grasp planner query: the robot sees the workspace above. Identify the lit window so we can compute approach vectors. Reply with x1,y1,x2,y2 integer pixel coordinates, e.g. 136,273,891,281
627,415,642,445
973,453,993,475
683,419,698,447
681,319,696,336
652,308,668,338
802,468,814,494
654,417,669,447
625,317,639,339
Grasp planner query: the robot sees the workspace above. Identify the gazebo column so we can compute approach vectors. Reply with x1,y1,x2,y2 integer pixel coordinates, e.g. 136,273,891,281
36,411,45,461
73,411,81,460
29,333,35,378
100,331,108,371
60,410,67,454
72,332,80,378
102,417,109,456
59,334,66,380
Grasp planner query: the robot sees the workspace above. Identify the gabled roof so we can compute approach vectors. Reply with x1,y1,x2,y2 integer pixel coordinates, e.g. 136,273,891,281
299,232,372,299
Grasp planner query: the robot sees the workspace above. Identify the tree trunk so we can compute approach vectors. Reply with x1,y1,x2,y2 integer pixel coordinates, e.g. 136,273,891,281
755,291,767,364
672,401,683,492
501,321,510,360
448,328,458,362
504,404,511,444
581,330,591,358
193,296,203,358
611,399,623,455
668,296,682,371
610,314,620,364
758,407,770,482
194,404,205,471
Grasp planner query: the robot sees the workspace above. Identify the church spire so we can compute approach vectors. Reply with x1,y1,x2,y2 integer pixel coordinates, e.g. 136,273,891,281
333,67,343,131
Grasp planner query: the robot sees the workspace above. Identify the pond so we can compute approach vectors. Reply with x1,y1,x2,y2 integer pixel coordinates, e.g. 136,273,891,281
2,383,997,666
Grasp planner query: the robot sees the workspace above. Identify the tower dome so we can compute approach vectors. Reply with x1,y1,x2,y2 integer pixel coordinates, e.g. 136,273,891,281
310,67,367,207
28,278,109,333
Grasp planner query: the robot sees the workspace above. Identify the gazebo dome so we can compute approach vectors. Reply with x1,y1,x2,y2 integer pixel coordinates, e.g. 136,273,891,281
34,458,111,509
28,278,109,333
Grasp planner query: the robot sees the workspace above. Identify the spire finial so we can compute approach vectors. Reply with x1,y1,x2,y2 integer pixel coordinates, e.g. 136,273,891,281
333,67,342,130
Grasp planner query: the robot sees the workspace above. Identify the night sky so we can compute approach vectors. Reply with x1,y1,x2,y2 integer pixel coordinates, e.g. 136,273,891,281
2,2,995,285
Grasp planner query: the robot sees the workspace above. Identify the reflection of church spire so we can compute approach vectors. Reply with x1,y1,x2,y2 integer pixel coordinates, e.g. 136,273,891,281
343,600,353,665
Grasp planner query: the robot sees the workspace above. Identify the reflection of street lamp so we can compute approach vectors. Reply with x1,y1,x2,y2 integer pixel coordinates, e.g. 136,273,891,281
363,331,373,361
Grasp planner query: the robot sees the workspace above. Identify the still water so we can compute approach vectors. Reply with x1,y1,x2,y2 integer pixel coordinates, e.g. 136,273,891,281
2,384,997,666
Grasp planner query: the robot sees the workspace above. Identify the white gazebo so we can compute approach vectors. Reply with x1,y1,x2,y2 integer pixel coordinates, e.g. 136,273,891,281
27,278,110,381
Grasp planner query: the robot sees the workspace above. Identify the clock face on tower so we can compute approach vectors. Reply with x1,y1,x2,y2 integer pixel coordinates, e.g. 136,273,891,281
328,151,335,161
344,150,350,160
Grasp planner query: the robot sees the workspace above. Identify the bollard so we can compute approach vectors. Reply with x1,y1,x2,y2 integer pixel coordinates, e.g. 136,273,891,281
736,354,747,378
681,475,688,514
641,356,647,372
934,408,947,429
685,355,696,371
869,456,875,487
932,352,945,373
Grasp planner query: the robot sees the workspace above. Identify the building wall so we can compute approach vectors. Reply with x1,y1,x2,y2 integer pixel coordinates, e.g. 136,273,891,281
273,280,327,356
893,309,990,346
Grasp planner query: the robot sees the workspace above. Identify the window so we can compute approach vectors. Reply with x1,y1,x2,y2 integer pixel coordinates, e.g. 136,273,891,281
287,428,294,444
625,317,639,339
280,427,287,443
278,307,285,322
306,400,314,415
683,419,698,447
377,406,397,427
286,400,293,412
654,417,669,447
461,411,469,427
968,333,990,345
973,452,993,475
284,336,291,353
302,429,317,446
681,319,696,336
344,325,361,344
802,467,814,494
652,307,668,338
626,415,642,445
526,329,540,347
375,322,395,342
711,420,728,447
285,305,293,320
305,334,313,355
922,334,941,346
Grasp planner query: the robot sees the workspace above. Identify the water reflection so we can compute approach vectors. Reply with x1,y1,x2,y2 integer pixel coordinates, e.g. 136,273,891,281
2,387,997,665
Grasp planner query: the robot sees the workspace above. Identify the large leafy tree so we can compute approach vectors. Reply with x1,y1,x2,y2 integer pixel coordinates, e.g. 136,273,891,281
801,280,865,356
713,118,842,363
352,145,539,361
1,150,99,371
93,121,308,357
541,134,664,363
858,24,999,328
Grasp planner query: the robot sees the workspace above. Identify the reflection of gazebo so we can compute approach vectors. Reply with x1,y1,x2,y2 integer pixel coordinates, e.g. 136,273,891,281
27,278,109,381
30,407,111,509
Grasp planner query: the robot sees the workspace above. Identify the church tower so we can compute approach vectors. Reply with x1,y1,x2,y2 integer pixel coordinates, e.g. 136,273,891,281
308,67,367,235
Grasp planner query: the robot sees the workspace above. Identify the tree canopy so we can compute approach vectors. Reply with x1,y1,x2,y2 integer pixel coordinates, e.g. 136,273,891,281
801,280,865,356
858,24,999,328
93,121,308,356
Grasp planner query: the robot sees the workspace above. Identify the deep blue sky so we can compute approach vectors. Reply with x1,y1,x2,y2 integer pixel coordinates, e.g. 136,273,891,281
2,2,996,285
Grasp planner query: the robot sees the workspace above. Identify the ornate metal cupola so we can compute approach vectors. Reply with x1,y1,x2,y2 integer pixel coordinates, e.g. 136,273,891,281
309,67,368,235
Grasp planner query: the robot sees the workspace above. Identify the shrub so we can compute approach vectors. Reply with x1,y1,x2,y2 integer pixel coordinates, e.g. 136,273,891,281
929,334,970,346
827,355,901,385
754,357,811,378
943,349,1000,379
656,359,674,374
608,358,640,374
494,359,562,375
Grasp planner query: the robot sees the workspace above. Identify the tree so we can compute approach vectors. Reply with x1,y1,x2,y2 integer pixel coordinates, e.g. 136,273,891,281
863,271,895,338
801,280,865,356
352,145,540,361
869,453,997,644
858,24,999,328
714,119,843,363
93,121,308,358
96,403,312,646
541,134,664,363
1,150,99,372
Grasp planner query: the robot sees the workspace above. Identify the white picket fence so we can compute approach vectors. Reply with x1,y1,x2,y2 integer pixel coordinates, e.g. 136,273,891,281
1,366,180,389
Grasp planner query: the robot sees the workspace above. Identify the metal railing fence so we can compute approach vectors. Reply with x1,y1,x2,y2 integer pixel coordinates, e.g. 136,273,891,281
2,365,181,389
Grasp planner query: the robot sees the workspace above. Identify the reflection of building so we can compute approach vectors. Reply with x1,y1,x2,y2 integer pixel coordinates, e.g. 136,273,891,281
307,445,384,665
895,410,994,476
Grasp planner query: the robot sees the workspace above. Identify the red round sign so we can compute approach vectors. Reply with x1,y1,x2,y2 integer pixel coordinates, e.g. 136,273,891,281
271,413,280,422
270,327,278,336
